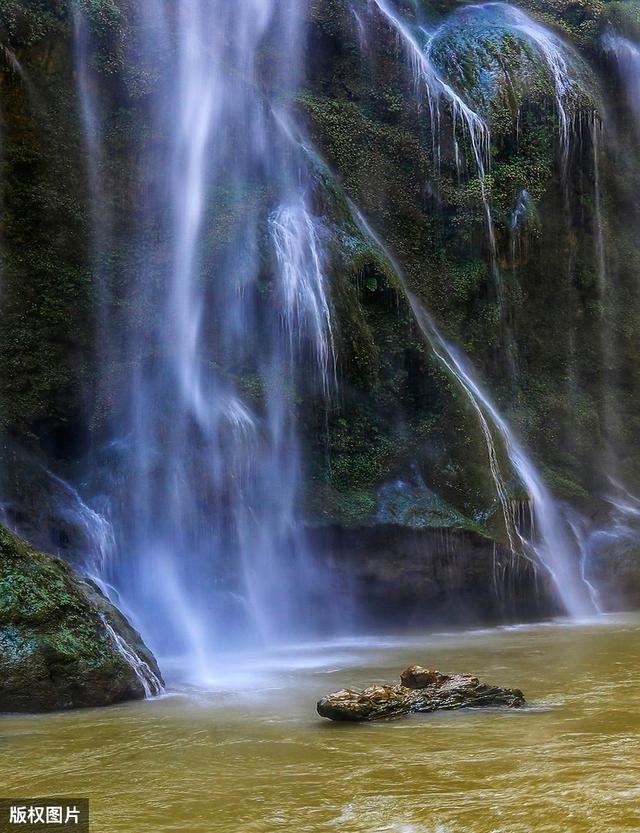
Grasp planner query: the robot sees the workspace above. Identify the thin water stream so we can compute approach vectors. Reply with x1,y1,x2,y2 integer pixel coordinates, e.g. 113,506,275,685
1,615,638,832
349,205,597,618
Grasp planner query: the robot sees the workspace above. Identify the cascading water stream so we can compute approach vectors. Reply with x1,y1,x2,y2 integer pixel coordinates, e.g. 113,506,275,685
349,203,597,618
270,200,337,399
101,615,164,698
370,0,497,283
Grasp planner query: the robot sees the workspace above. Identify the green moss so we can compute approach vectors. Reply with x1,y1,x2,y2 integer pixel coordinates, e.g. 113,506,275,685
0,524,161,712
429,9,558,117
516,0,608,49
377,478,491,536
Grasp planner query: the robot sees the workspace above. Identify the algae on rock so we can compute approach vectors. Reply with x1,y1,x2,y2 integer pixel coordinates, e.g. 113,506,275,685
0,524,163,713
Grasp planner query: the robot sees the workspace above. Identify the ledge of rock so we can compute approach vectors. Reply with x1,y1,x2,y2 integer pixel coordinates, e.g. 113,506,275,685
317,664,525,722
0,524,164,713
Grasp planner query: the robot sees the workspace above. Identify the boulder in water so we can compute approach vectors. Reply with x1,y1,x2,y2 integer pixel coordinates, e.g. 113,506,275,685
0,524,164,713
317,665,524,721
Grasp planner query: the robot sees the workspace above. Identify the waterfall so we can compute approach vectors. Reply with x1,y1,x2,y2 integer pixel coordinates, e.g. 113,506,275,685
604,35,640,125
350,204,597,618
270,199,337,398
73,0,339,678
353,2,597,616
64,0,606,678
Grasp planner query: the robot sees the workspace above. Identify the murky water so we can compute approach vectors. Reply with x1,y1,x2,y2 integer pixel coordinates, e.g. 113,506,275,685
1,615,639,832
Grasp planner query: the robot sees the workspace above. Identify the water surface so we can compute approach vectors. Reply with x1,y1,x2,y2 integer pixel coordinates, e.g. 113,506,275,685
2,615,639,832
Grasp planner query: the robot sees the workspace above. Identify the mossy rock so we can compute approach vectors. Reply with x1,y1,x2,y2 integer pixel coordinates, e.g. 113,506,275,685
428,3,594,121
376,477,491,535
0,524,163,713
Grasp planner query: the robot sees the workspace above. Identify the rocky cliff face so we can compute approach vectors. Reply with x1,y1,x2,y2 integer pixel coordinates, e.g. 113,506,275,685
302,0,635,518
1,0,639,615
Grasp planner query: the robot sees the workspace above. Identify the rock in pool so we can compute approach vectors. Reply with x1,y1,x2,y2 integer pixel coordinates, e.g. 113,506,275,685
0,524,164,713
317,664,525,722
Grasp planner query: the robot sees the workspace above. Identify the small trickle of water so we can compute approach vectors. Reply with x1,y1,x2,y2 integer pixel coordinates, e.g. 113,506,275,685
0,44,23,78
101,617,164,698
511,189,530,232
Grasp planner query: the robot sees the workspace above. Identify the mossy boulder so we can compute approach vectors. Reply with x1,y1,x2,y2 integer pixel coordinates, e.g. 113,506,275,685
428,3,593,122
0,524,163,713
302,0,620,536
